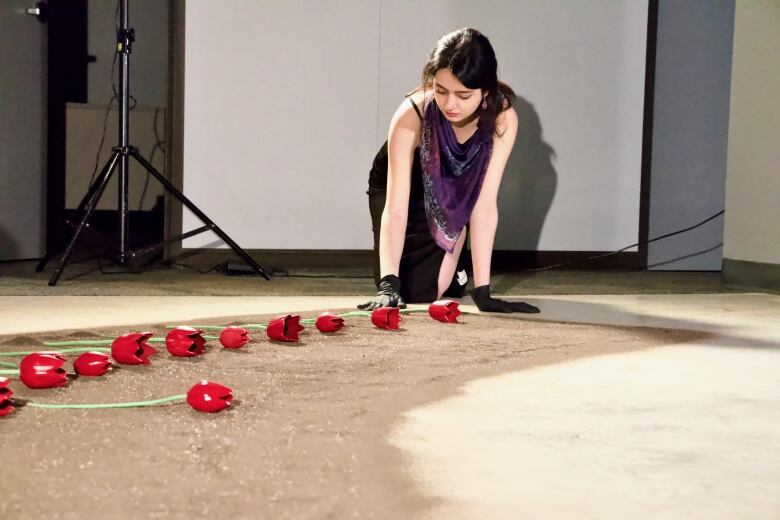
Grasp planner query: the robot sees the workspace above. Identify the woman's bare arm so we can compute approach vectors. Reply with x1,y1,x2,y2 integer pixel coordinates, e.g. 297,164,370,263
378,98,422,277
469,107,518,287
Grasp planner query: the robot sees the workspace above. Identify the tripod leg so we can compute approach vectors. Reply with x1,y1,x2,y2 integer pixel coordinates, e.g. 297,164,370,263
48,151,122,286
36,169,109,272
130,150,271,280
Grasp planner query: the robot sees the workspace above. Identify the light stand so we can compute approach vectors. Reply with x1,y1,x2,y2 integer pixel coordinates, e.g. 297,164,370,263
37,0,270,285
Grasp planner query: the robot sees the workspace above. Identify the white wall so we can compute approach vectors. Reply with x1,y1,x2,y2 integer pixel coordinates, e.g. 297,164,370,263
723,0,780,266
184,0,380,249
183,0,648,251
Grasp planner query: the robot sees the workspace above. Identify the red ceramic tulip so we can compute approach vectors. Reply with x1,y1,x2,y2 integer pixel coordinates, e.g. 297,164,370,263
0,377,15,418
315,312,345,333
186,380,234,413
166,326,206,357
219,326,250,349
371,307,402,330
111,332,158,365
266,314,305,342
19,352,69,389
428,300,462,323
73,351,113,376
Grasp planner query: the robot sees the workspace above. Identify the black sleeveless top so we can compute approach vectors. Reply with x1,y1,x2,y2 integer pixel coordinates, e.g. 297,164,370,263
367,97,425,210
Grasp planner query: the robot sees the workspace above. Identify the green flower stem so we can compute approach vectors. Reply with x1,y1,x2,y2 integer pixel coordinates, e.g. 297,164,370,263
50,347,111,354
26,394,187,410
166,325,223,331
42,339,113,347
0,361,19,368
160,305,474,332
0,369,20,375
0,347,112,357
0,351,30,357
402,306,477,315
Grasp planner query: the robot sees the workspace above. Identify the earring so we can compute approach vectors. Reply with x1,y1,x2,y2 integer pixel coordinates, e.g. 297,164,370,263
481,98,488,110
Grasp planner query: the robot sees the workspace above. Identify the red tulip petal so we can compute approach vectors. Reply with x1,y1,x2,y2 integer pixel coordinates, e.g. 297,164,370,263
186,380,234,413
266,315,303,342
0,377,14,416
111,332,156,365
371,307,401,330
266,316,288,341
219,326,250,348
429,300,461,323
19,352,69,389
166,326,206,357
315,312,345,333
73,351,113,376
189,334,207,354
370,308,386,329
428,304,448,321
387,308,402,329
0,399,15,418
287,315,304,341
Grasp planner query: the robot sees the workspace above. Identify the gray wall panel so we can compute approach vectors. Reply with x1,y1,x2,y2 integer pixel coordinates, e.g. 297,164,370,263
648,0,735,270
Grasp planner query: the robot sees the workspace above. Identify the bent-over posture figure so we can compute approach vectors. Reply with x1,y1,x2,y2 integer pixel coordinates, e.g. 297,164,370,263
359,28,540,314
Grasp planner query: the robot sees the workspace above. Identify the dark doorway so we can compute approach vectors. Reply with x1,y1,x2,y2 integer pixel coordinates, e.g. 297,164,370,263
45,0,165,265
46,0,89,250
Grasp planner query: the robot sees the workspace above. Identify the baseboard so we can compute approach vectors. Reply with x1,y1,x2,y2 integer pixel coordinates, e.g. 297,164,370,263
722,258,780,292
171,249,374,272
171,249,639,273
491,251,639,271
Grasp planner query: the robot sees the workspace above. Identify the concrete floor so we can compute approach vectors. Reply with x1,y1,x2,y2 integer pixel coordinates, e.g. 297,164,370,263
393,293,780,519
1,291,778,518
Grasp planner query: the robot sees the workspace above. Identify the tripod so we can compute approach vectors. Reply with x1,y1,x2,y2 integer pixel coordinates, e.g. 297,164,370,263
37,0,269,286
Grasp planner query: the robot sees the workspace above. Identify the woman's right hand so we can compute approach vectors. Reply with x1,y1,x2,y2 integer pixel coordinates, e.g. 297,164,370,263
357,274,406,310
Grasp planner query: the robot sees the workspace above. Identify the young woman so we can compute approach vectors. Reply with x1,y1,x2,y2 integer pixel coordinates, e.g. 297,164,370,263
358,28,540,314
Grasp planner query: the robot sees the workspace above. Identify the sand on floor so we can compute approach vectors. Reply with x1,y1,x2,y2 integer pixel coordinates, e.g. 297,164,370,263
0,309,706,519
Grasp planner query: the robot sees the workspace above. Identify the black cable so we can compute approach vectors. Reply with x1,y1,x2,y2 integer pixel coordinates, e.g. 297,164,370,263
119,210,727,278
138,107,166,209
275,273,372,279
168,262,221,275
525,209,725,272
98,256,135,275
52,210,728,279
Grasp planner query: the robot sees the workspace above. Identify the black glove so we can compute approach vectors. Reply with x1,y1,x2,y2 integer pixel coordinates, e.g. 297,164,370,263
469,285,540,313
358,274,407,310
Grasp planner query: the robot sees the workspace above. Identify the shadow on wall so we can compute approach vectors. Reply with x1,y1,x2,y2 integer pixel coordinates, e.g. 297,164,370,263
495,95,557,251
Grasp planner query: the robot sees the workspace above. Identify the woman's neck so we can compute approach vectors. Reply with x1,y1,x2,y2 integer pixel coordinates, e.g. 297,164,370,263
451,111,480,130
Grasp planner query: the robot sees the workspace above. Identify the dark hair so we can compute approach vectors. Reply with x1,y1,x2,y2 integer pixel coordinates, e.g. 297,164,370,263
418,28,515,136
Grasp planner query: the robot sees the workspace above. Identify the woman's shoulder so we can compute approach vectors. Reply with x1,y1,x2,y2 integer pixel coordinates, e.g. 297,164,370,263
495,104,518,136
390,89,426,131
396,89,426,123
405,89,426,111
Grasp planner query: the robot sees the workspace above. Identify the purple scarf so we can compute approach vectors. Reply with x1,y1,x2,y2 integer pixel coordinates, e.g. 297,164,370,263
420,92,494,253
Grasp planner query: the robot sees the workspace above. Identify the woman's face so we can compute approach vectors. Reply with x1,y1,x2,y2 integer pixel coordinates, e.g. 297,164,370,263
433,68,483,123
